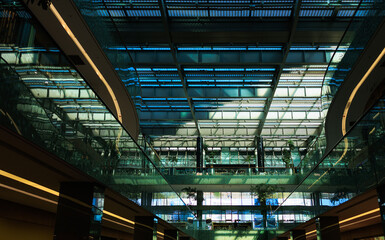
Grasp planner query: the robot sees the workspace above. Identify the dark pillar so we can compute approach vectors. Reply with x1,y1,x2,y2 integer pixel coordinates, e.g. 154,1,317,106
134,216,154,240
197,190,203,228
196,136,203,173
142,135,148,174
179,237,190,240
316,216,340,240
164,229,178,240
312,192,321,212
277,237,289,240
256,136,265,172
141,191,153,208
54,182,104,240
290,229,306,240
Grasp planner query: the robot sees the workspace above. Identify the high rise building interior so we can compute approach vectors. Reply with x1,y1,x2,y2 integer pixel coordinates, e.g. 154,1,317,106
1,0,385,239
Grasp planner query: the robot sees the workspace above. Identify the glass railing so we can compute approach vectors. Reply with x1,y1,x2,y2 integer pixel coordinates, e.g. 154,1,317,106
272,84,385,234
322,0,385,110
289,0,385,190
0,0,195,222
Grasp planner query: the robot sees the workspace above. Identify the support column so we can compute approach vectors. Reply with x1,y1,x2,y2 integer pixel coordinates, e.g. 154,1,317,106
179,237,190,240
164,229,178,240
290,229,306,240
312,192,321,209
142,135,148,175
54,182,104,240
141,191,153,208
277,237,289,240
316,216,340,240
196,136,203,173
197,190,203,228
134,216,154,240
256,136,265,172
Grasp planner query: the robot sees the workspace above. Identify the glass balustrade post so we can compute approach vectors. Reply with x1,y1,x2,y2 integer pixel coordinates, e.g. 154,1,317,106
256,136,265,173
196,136,203,174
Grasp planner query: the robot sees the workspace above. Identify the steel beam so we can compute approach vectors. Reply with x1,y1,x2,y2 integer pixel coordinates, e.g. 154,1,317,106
157,0,201,136
257,0,303,136
141,87,272,98
109,49,330,66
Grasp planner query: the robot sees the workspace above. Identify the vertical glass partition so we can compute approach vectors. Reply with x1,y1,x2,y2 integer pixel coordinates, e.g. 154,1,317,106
0,0,195,222
272,83,385,234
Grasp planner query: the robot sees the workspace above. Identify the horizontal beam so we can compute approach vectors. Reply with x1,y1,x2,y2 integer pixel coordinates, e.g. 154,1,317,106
116,30,346,44
109,49,331,66
141,87,272,98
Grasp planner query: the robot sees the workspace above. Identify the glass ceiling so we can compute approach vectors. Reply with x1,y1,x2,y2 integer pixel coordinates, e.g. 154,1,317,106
75,0,372,150
111,44,343,148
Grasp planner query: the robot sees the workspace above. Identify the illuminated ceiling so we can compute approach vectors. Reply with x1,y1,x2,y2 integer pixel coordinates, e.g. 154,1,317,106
4,0,374,150
80,0,374,148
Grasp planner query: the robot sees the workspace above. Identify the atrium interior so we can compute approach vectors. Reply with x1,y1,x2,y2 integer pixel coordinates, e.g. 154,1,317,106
1,0,385,239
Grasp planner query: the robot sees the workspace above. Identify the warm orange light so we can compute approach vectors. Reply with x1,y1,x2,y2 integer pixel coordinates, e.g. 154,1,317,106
340,214,380,229
342,48,385,136
49,4,123,151
103,217,134,230
339,208,380,224
309,48,385,190
103,210,135,225
0,182,58,205
306,229,316,235
0,169,59,196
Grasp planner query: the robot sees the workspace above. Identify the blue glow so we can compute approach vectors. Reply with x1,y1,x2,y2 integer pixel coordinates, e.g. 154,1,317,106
184,68,214,71
290,47,317,50
245,68,275,71
244,79,272,82
187,79,215,82
212,47,247,51
177,47,212,51
142,98,167,101
215,68,243,71
152,68,178,71
140,80,157,82
16,69,37,72
216,80,243,82
136,68,152,71
248,47,282,51
167,98,187,100
115,67,136,71
20,48,47,52
216,84,244,87
188,84,215,87
143,48,170,51
43,69,71,73
161,84,183,87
